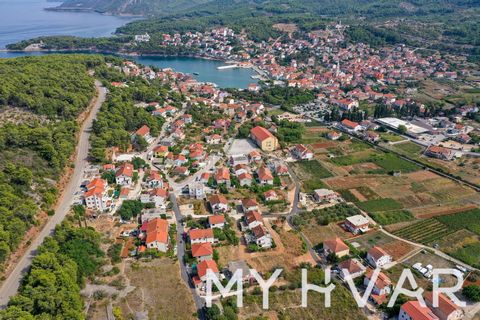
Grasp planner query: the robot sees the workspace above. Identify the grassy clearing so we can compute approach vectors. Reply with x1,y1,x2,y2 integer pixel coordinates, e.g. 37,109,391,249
369,153,419,173
370,210,415,225
380,132,405,142
357,198,403,212
450,242,480,267
393,141,425,155
292,160,332,192
436,209,480,235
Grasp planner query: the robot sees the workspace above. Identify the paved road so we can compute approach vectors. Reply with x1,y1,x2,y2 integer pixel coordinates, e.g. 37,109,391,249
0,80,107,307
169,193,205,320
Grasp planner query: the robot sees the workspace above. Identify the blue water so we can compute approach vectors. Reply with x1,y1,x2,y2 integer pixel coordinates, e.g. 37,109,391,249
0,0,258,88
0,0,134,48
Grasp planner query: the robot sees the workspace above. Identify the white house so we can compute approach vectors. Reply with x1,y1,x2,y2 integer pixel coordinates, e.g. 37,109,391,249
115,163,134,186
208,215,225,229
144,218,169,252
367,246,392,269
252,225,272,248
208,194,229,213
189,228,215,244
292,144,314,160
363,269,392,296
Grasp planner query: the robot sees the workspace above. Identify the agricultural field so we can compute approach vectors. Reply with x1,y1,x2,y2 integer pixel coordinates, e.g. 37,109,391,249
390,141,425,156
392,219,454,245
370,210,415,226
349,231,417,260
357,198,403,212
291,159,332,192
379,132,406,143
240,285,367,320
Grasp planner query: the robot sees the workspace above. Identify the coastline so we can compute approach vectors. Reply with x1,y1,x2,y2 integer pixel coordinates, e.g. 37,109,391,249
0,48,265,78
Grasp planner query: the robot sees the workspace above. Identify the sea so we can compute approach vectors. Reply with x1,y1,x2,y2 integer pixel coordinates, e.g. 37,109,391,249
0,0,257,88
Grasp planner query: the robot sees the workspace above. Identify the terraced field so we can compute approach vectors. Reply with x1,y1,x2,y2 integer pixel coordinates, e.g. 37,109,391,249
393,219,454,245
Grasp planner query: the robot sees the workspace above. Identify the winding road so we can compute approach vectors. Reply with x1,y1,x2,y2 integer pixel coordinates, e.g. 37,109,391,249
0,80,106,307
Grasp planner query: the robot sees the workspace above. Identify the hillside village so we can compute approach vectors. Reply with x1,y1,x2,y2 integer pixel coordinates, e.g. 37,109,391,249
70,47,480,320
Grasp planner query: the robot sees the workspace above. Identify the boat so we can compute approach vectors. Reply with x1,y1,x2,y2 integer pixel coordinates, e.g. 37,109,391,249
193,72,199,75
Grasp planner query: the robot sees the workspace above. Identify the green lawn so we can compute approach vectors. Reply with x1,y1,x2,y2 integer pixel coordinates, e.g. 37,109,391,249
357,198,403,212
295,160,333,179
380,132,405,142
393,141,425,156
370,210,415,225
369,153,419,173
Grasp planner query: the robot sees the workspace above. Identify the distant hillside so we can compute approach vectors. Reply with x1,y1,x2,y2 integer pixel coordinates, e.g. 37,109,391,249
51,0,211,16
52,0,480,17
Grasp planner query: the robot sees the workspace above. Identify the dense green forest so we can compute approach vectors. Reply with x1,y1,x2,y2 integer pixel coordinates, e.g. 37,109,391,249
0,55,103,268
90,68,183,162
0,222,104,320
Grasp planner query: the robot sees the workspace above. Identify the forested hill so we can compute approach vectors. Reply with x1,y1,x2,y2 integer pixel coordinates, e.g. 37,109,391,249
53,0,480,18
0,55,105,271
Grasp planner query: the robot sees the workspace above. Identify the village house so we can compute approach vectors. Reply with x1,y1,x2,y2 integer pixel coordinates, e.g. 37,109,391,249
208,194,229,213
257,166,274,185
140,188,168,207
399,301,439,320
196,259,219,284
215,167,231,187
425,146,455,161
327,131,342,140
263,190,279,202
366,246,392,269
189,228,215,244
250,126,279,152
144,218,169,252
313,189,339,203
206,134,222,144
238,172,253,187
146,170,164,188
245,210,263,230
199,172,211,185
364,269,392,296
227,260,254,283
275,164,289,176
425,292,463,320
191,243,214,262
173,166,190,176
248,150,262,163
233,164,249,176
133,125,153,143
188,183,205,199
230,154,249,166
339,258,366,279
84,178,110,211
344,215,370,234
340,119,362,132
323,237,350,258
242,198,259,212
292,144,314,160
181,113,193,124
364,131,380,143
208,215,225,229
251,225,273,248
115,163,134,186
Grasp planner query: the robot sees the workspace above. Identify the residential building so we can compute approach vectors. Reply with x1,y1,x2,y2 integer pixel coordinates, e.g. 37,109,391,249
84,178,110,211
425,292,463,320
250,126,279,152
344,215,370,234
425,146,455,161
257,166,274,185
189,228,215,244
399,301,439,320
115,163,134,186
364,269,392,296
197,259,219,282
313,189,339,203
191,243,213,262
215,167,231,186
188,183,205,199
340,119,362,132
251,225,272,248
367,246,392,269
245,210,263,230
242,198,259,212
292,144,314,160
140,188,168,207
144,218,169,252
208,194,229,213
323,237,349,258
339,259,366,279
208,215,225,229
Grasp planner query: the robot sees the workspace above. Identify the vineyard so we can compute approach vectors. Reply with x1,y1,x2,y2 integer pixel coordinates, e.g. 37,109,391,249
392,219,454,244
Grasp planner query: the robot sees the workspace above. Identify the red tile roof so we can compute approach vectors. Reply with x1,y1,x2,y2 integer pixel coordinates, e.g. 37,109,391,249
208,215,225,225
197,259,219,278
145,218,169,245
250,126,274,142
425,292,459,318
191,243,213,257
136,125,150,137
401,301,438,320
189,228,214,240
323,237,349,253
